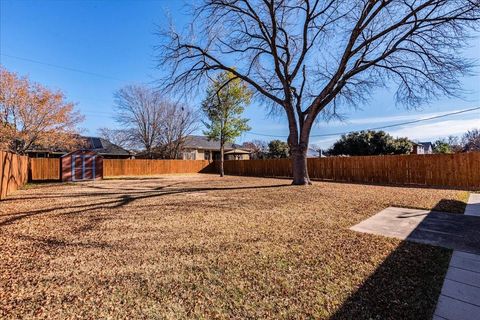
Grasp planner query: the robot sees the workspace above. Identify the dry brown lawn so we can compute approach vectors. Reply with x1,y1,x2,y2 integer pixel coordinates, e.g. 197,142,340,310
0,174,469,319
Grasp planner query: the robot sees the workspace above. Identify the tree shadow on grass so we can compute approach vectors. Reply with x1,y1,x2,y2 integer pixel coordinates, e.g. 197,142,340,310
432,198,467,213
330,199,469,319
16,234,113,250
0,181,218,201
391,198,467,214
329,241,451,320
103,176,173,181
309,178,476,191
0,183,289,227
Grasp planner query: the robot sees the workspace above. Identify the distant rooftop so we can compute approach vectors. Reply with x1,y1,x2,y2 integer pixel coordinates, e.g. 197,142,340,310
27,136,130,157
82,137,131,156
183,135,244,151
412,141,433,149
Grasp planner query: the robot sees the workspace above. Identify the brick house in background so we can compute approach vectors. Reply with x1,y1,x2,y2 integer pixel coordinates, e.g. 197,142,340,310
181,135,251,160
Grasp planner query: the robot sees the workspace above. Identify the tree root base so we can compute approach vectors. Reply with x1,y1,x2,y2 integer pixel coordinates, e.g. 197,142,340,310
291,179,312,185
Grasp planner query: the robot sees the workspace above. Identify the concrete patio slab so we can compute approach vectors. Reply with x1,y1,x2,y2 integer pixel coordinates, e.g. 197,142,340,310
351,194,480,319
350,206,480,254
434,193,480,320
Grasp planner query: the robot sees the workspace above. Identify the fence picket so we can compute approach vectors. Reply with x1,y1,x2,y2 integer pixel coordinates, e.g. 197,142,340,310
222,153,480,189
0,151,29,200
103,159,215,177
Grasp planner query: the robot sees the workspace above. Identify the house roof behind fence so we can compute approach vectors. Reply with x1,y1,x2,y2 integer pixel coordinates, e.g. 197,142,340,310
82,137,131,156
27,136,130,157
183,135,242,151
419,142,433,150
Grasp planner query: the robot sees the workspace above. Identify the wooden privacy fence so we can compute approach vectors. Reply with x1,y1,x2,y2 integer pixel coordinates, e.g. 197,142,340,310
5,152,478,193
26,158,216,181
29,158,60,180
222,152,480,189
103,159,215,177
0,151,29,200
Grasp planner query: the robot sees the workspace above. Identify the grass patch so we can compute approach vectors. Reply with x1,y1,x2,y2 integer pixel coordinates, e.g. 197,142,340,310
0,175,468,319
21,182,75,190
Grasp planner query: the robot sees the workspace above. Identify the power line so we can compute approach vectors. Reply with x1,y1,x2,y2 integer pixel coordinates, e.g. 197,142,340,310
326,106,480,136
2,52,478,136
79,106,480,136
244,131,287,138
244,106,480,138
0,53,127,82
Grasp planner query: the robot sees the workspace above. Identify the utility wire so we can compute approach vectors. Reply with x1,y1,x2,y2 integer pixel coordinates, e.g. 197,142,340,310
0,53,126,82
244,106,480,138
2,53,478,138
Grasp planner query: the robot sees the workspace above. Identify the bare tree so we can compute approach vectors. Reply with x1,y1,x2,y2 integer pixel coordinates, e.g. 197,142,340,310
97,127,135,150
447,135,464,153
113,84,197,158
114,85,164,156
242,140,268,159
157,0,479,184
157,102,198,159
309,144,324,158
462,128,480,151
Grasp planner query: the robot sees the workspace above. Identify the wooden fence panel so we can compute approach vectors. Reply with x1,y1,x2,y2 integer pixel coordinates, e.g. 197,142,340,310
103,159,214,177
0,151,29,200
5,152,478,194
223,153,480,189
29,158,61,180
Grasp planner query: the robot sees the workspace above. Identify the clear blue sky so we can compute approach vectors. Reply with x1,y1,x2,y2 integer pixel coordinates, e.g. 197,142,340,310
1,0,479,149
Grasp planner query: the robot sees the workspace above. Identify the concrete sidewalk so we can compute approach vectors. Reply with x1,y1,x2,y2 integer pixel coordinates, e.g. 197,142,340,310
464,193,480,217
433,193,480,320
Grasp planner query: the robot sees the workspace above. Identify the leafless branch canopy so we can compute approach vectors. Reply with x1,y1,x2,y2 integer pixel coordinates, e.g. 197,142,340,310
157,0,479,163
114,85,197,158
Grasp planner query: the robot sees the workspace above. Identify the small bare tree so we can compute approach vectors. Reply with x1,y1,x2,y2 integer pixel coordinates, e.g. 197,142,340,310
157,101,198,159
97,127,135,150
462,128,480,151
242,140,268,159
309,144,324,158
157,0,479,184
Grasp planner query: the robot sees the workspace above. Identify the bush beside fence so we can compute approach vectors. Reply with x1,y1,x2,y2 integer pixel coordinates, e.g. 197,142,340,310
103,159,215,177
0,151,29,200
222,153,480,189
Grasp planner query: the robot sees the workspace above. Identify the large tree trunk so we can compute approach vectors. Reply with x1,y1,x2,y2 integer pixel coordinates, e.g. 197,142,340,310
290,143,311,185
288,118,312,185
219,140,225,177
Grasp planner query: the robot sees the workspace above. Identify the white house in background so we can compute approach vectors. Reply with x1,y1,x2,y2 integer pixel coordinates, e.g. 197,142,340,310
412,141,433,154
181,135,251,160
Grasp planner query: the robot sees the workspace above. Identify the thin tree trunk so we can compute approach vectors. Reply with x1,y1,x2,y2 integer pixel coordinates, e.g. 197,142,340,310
219,141,225,177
